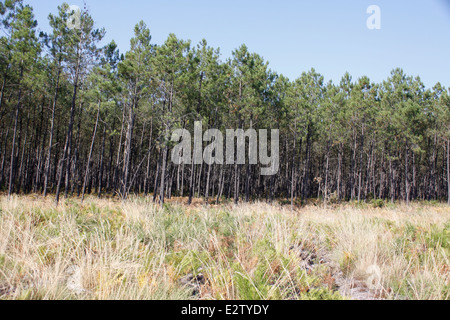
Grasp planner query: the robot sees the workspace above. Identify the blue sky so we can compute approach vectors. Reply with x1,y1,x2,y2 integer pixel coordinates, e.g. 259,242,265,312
26,0,450,88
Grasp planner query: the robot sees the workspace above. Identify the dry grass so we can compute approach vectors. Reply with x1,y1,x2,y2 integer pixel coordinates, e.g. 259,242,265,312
0,195,448,300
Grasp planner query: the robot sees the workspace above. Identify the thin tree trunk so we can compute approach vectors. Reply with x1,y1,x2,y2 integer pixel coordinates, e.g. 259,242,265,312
8,67,23,198
81,101,101,202
447,138,450,205
358,124,365,202
159,145,168,208
188,163,195,205
98,123,106,198
291,121,297,210
337,143,343,201
153,151,161,203
216,165,224,204
122,104,135,199
324,138,331,205
405,141,410,205
205,163,212,205
144,116,153,195
113,110,125,195
43,60,61,197
0,71,7,121
55,54,81,205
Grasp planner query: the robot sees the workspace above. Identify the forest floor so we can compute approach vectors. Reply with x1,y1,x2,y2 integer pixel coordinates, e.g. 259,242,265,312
0,195,448,300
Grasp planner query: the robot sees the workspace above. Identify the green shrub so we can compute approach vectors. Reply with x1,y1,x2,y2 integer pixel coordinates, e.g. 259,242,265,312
371,199,385,208
300,287,344,300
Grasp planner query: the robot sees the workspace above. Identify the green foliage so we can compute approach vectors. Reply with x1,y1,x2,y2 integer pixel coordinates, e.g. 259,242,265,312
371,199,385,208
300,287,344,300
0,1,449,213
425,224,449,250
165,250,208,277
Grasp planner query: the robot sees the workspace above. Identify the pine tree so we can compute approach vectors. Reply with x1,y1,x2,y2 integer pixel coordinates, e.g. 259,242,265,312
54,3,104,204
118,21,153,199
3,1,40,196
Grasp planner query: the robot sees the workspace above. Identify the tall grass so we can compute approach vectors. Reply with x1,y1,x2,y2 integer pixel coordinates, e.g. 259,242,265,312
0,195,448,300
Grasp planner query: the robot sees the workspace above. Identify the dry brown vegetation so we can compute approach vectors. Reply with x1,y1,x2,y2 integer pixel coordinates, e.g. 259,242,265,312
0,195,448,300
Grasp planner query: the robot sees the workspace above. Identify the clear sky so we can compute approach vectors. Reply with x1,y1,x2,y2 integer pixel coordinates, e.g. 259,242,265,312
25,0,450,88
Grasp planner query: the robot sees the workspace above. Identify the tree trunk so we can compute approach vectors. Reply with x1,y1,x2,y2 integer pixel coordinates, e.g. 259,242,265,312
188,162,195,205
205,163,212,205
291,122,297,210
55,54,81,205
122,104,135,199
113,110,125,195
0,70,7,121
144,116,153,196
405,141,410,205
301,124,311,203
447,138,450,205
159,145,168,208
337,143,343,201
358,124,365,202
98,123,106,198
8,67,23,197
81,101,101,202
324,138,331,205
43,60,61,197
